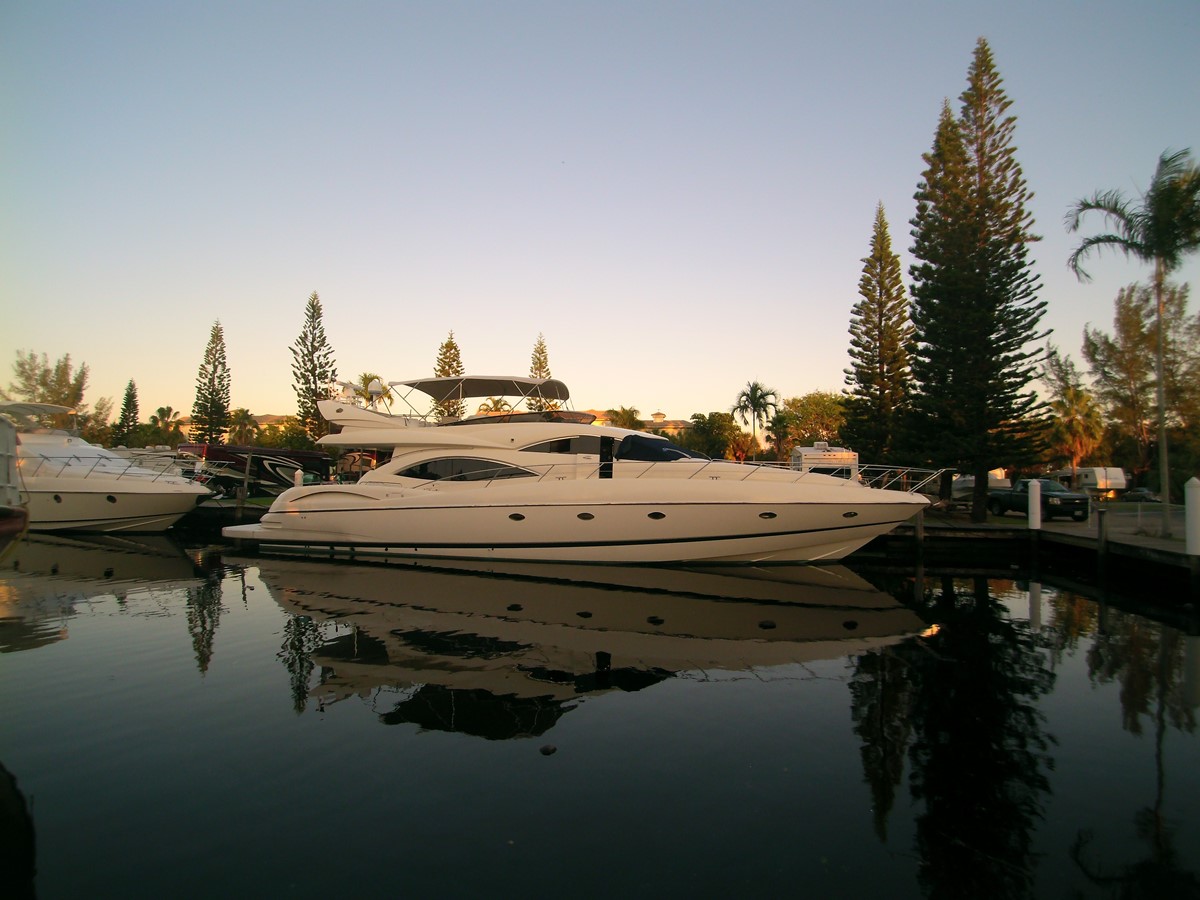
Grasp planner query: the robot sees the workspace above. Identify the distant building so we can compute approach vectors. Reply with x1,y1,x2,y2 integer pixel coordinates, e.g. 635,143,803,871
585,409,691,436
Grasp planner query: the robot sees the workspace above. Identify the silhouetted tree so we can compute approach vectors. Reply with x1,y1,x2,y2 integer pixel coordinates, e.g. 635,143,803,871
908,39,1047,521
433,331,466,418
290,292,338,440
112,380,140,446
527,333,559,412
844,203,912,462
191,321,231,444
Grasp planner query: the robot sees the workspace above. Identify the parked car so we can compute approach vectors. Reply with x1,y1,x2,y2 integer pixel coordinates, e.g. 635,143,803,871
1120,487,1161,503
987,478,1090,521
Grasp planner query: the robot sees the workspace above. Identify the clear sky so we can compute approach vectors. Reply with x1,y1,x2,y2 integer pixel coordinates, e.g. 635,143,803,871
4,1,1198,423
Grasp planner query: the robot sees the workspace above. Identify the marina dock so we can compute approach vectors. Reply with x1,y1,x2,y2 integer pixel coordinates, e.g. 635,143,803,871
862,502,1200,604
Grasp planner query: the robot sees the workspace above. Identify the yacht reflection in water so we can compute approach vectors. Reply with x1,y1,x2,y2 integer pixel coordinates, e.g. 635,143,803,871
252,557,927,739
1,533,211,655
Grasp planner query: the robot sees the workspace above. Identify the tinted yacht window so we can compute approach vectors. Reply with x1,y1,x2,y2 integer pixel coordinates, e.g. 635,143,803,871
521,435,604,455
395,457,535,481
615,434,707,461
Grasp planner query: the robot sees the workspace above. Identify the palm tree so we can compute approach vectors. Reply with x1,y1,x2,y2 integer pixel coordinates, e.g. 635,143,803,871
354,372,393,410
605,407,643,430
477,397,513,414
1067,148,1200,533
227,408,259,445
765,411,797,462
731,381,778,459
149,406,184,447
1048,386,1104,485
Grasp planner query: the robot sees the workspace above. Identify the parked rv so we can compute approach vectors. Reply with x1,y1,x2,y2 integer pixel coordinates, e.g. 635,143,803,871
1051,467,1127,499
790,442,858,479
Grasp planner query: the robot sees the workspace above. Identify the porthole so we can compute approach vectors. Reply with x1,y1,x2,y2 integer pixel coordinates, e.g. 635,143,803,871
842,620,859,631
509,513,525,521
842,511,858,519
576,611,593,619
507,603,523,612
759,511,777,519
647,511,666,520
106,495,117,503
577,512,595,520
758,620,777,630
53,494,63,503
647,615,664,626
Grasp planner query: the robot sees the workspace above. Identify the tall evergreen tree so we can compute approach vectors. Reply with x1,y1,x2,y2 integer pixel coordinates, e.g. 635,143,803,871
843,203,912,462
191,321,232,444
527,333,559,412
290,292,338,440
112,380,140,446
433,330,465,418
908,40,1047,521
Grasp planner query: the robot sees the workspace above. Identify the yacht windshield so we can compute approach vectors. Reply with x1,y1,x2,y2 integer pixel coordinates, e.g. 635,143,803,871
615,434,707,462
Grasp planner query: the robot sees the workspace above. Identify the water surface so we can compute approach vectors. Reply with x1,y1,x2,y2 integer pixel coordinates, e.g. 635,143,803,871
1,534,1197,898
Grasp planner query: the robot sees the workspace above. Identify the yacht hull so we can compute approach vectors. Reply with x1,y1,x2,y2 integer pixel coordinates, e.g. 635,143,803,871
224,478,926,563
21,479,210,532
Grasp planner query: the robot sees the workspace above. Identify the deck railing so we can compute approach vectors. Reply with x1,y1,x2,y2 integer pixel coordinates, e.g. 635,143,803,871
401,458,946,494
19,453,219,484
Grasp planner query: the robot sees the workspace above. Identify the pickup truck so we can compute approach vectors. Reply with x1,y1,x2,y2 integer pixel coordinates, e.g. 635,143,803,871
987,478,1090,521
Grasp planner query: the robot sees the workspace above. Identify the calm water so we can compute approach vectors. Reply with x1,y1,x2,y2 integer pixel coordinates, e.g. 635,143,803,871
2,534,1198,899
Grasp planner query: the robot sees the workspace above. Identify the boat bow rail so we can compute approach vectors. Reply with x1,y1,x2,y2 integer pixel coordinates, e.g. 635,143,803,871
19,453,209,484
747,461,946,495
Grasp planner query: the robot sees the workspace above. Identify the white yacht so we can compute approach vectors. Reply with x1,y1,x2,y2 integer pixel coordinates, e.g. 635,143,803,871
223,376,929,563
2,402,213,532
0,414,29,553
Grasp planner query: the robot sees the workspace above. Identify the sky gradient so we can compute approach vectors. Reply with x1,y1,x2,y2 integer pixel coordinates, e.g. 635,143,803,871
4,1,1198,423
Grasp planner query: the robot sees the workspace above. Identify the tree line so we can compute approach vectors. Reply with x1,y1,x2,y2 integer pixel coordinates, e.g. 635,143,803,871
5,39,1197,523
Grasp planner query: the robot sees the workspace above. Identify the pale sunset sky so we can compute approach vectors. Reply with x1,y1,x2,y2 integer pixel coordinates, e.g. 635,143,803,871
3,1,1198,421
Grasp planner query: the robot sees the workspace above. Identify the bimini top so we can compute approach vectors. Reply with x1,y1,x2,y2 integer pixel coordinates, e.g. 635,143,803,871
392,376,571,406
0,401,77,429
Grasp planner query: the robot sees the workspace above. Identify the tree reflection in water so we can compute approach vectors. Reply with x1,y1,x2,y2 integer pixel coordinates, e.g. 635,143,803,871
277,614,324,715
184,578,224,674
1072,613,1199,896
853,574,1056,899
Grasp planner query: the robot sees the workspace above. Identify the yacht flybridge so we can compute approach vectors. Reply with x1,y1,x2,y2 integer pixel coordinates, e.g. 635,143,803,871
223,376,929,563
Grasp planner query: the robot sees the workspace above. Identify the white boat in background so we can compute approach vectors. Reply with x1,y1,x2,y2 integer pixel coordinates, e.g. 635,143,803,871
1,402,213,533
225,376,930,563
0,413,29,553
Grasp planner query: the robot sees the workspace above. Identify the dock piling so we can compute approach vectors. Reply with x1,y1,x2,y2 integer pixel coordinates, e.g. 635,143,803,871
1187,478,1199,599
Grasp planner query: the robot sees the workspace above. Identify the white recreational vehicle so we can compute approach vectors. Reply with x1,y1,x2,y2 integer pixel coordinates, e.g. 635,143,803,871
1052,467,1127,499
790,442,859,479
